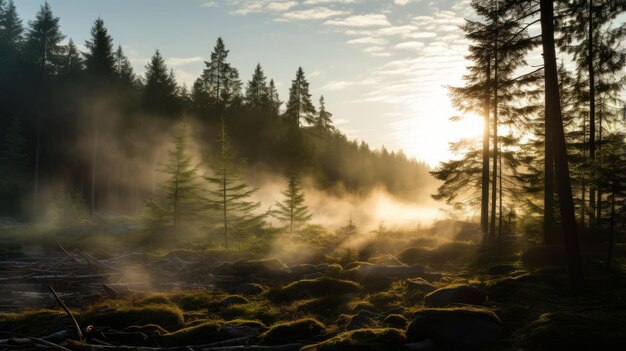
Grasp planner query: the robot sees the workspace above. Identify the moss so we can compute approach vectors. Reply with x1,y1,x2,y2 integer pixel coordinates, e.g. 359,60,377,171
424,284,487,307
295,295,351,315
169,290,218,311
514,310,626,350
382,314,408,329
223,318,266,329
218,301,281,325
84,303,184,331
270,277,363,301
0,310,72,336
220,295,249,306
158,321,228,346
260,318,326,345
309,328,406,351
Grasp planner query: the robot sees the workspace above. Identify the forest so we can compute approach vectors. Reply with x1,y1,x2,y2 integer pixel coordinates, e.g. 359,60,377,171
1,0,626,350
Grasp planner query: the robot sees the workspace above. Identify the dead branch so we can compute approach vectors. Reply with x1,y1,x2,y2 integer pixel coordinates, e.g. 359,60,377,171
49,285,84,342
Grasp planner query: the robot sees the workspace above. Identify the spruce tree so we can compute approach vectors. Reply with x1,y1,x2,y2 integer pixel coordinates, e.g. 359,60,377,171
267,78,282,116
315,95,335,132
143,50,180,116
58,39,84,80
84,17,115,81
201,37,242,112
245,63,269,110
24,1,64,75
205,118,263,249
147,122,203,229
272,174,312,233
285,67,316,127
114,45,136,87
0,0,23,132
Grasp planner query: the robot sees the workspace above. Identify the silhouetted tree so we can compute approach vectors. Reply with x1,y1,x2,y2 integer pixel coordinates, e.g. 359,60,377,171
315,95,335,132
143,50,180,116
285,67,316,127
205,119,263,249
245,63,269,110
273,174,312,234
201,37,242,113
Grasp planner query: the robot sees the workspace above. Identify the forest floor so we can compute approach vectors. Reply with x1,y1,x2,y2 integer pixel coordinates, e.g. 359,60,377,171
1,221,626,350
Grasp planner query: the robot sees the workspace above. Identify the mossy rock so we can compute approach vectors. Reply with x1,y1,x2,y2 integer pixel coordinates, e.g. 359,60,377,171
296,295,351,315
218,301,280,324
216,258,287,277
232,283,268,295
220,295,249,306
0,310,72,336
169,290,219,310
260,318,326,345
406,307,501,348
270,277,363,301
383,314,408,329
84,303,184,331
424,284,487,307
396,247,431,266
309,328,406,351
514,309,626,350
158,321,228,346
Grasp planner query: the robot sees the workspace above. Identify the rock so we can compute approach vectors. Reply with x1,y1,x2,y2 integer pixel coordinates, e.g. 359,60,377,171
355,265,441,288
486,264,518,275
233,283,268,295
396,247,431,266
369,255,403,265
406,307,502,348
383,314,408,329
424,284,487,307
400,340,435,351
270,277,362,301
288,263,343,279
261,318,326,345
346,314,372,330
405,278,436,298
220,295,249,306
215,258,288,279
312,328,407,351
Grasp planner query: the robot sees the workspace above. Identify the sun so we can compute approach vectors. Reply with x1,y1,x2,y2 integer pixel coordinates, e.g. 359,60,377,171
396,101,484,167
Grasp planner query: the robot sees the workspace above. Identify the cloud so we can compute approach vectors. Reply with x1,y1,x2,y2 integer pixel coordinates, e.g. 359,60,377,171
267,1,298,11
325,14,390,27
282,7,349,20
394,41,424,50
347,36,387,45
201,1,219,8
166,56,203,67
322,80,354,91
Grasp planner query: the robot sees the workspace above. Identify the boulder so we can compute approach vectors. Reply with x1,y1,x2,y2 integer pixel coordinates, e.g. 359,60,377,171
261,318,326,345
383,314,408,329
232,283,268,295
406,307,501,348
405,278,436,298
355,265,441,288
424,284,487,307
220,295,249,306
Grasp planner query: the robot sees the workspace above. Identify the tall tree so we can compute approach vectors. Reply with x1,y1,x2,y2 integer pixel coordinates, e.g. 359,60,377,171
539,0,584,293
272,174,312,234
267,78,282,116
244,63,269,110
114,45,136,87
143,50,180,116
147,123,202,229
0,0,23,136
0,116,29,215
201,37,242,112
315,95,335,132
24,1,64,216
84,17,115,81
58,39,84,79
285,67,316,127
205,118,263,249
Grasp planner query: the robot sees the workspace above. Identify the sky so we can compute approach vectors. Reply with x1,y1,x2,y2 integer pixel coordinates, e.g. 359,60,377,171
15,0,491,166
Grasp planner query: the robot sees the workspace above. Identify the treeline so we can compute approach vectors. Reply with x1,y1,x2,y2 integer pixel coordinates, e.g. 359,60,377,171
0,1,433,219
432,0,626,291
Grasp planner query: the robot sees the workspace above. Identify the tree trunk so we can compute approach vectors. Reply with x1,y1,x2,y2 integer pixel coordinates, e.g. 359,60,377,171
498,143,503,238
588,0,596,224
540,0,585,294
490,23,499,240
607,183,615,270
581,117,587,227
90,115,99,216
481,57,491,242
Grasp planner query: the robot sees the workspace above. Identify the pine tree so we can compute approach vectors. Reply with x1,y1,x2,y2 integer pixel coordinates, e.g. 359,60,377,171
340,216,357,246
0,0,22,68
315,95,335,132
205,118,263,249
267,78,282,116
285,67,316,127
114,45,136,87
24,1,64,76
84,17,115,81
58,39,84,79
272,174,312,233
148,123,203,229
201,37,242,112
245,63,269,110
143,50,180,116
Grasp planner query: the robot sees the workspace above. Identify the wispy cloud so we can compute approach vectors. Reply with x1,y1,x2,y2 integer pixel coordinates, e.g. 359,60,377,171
325,14,390,27
166,56,203,67
282,7,349,20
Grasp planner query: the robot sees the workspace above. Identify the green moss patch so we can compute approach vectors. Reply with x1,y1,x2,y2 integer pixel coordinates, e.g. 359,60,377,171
260,318,326,345
270,277,363,301
84,302,184,331
309,328,406,351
